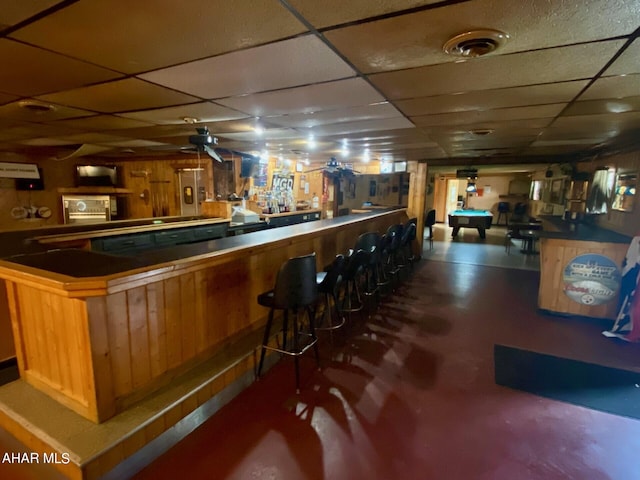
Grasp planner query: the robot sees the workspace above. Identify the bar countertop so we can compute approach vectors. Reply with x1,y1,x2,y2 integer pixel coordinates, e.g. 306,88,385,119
538,215,632,244
0,209,405,279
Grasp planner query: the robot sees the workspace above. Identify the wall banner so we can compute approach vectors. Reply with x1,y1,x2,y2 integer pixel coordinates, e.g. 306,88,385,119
0,162,39,179
563,254,622,305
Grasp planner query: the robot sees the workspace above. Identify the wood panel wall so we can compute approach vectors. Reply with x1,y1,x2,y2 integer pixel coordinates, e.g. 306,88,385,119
5,281,101,420
0,280,15,362
3,210,408,423
538,238,629,320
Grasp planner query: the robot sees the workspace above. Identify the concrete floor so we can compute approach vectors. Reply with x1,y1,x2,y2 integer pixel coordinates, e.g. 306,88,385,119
3,225,640,480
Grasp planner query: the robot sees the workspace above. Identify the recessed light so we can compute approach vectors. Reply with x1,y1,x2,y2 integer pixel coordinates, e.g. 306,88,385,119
18,100,56,113
443,29,509,57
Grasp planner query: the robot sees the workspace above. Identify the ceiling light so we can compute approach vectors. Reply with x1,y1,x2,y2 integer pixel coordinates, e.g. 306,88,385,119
466,182,477,193
182,116,199,124
469,128,494,136
443,29,509,58
18,100,56,113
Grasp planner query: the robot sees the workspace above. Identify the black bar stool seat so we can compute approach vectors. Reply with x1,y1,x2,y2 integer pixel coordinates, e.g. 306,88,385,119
315,254,346,332
257,252,320,393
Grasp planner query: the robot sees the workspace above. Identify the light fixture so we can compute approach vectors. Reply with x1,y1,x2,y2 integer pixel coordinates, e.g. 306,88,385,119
443,29,509,58
466,182,477,193
19,100,56,113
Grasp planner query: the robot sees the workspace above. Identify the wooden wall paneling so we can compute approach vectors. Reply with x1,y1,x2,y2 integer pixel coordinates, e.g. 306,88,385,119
127,286,152,390
179,273,197,362
44,290,67,397
0,280,15,362
66,295,97,411
163,276,183,369
18,283,51,381
4,281,26,374
408,161,427,253
193,269,208,355
105,291,132,398
85,296,117,421
145,281,168,379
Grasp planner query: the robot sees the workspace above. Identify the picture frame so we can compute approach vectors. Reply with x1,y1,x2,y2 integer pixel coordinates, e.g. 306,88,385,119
550,178,564,204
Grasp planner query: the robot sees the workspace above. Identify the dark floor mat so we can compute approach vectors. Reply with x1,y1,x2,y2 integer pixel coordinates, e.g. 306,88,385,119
494,344,640,420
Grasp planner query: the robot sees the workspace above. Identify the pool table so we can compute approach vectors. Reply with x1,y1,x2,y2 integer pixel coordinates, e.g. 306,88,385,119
448,210,493,239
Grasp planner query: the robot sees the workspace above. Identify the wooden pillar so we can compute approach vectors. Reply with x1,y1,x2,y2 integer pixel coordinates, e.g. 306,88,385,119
407,161,428,253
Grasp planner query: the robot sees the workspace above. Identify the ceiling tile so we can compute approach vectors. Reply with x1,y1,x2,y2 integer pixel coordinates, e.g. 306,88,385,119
310,117,415,136
54,115,155,131
287,0,441,29
369,40,626,99
603,38,640,76
118,102,249,125
562,97,640,116
580,74,640,100
36,78,200,113
140,35,355,99
9,0,308,74
218,128,300,142
324,0,639,73
411,104,566,127
0,100,94,122
217,78,386,117
55,132,139,145
0,92,19,106
394,81,588,116
0,39,122,97
542,112,640,142
265,102,404,128
0,1,61,27
0,120,81,142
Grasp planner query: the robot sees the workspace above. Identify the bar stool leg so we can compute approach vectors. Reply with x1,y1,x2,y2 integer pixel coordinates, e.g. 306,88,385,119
292,309,300,393
257,309,274,378
307,305,320,369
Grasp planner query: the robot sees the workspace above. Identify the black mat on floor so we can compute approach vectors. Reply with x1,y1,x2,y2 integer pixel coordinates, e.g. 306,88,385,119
494,344,640,420
0,365,19,387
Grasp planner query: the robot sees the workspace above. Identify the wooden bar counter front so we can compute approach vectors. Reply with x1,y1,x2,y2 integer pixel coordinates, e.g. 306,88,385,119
0,209,408,424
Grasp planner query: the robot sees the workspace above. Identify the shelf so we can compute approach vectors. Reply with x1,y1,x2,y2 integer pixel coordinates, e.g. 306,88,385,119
57,187,133,194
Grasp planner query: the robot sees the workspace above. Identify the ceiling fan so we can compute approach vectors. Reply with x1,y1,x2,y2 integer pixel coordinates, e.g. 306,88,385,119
50,126,225,162
185,126,223,162
305,157,360,177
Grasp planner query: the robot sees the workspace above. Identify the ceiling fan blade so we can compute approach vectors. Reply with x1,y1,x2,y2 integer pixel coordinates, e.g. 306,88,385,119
203,144,224,162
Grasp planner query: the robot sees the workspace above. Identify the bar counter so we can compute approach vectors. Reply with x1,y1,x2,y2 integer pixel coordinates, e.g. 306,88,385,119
0,208,408,423
537,215,632,321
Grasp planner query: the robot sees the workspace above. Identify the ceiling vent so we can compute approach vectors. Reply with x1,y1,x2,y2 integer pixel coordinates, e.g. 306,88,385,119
443,29,509,58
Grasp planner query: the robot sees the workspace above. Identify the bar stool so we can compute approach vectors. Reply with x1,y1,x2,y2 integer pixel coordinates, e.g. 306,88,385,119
340,249,368,314
354,232,383,299
385,224,404,285
398,220,417,272
315,254,346,332
257,253,320,393
425,209,436,250
497,202,510,226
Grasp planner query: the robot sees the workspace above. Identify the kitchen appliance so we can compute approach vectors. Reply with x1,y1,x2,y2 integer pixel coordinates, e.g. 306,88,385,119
62,195,111,224
178,169,204,216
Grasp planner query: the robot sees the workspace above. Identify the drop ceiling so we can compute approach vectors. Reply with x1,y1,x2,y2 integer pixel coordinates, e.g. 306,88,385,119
0,0,638,167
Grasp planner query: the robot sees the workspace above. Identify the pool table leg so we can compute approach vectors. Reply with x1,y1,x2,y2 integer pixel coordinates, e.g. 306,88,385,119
477,227,486,239
451,226,460,238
